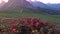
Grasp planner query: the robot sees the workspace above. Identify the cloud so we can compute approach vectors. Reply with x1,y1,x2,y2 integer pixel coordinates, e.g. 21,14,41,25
27,0,60,4
37,0,60,4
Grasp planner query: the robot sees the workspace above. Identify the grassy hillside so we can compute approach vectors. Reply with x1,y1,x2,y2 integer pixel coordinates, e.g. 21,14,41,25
0,8,60,26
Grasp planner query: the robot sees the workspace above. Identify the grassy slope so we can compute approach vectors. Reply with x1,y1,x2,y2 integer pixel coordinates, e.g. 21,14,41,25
0,8,60,26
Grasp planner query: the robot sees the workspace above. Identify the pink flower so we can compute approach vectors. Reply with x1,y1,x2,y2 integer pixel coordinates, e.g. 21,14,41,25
12,27,18,32
35,22,39,27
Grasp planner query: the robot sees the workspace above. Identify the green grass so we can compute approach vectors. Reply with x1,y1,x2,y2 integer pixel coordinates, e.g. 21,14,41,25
0,8,60,26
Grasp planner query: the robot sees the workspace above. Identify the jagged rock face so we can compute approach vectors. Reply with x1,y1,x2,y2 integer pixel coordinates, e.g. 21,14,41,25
0,0,33,10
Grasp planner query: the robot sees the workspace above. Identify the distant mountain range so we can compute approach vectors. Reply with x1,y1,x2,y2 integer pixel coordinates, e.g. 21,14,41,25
0,0,60,15
27,1,60,15
29,1,60,10
0,0,60,10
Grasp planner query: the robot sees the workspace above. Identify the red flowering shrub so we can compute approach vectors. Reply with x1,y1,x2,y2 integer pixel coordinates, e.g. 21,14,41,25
0,17,59,34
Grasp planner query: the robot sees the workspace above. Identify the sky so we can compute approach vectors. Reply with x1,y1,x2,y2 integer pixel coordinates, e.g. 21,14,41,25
0,0,8,3
27,0,60,4
0,0,60,4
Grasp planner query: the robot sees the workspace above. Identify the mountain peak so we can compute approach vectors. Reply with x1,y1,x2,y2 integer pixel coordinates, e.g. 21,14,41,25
0,0,33,10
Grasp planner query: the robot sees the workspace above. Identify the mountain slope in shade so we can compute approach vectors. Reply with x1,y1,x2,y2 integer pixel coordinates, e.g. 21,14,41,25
30,1,52,9
0,0,33,10
47,4,60,10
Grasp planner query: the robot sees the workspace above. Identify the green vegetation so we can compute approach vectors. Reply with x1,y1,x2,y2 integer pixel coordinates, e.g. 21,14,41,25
0,8,60,26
